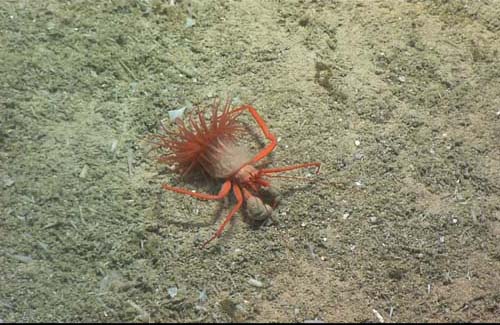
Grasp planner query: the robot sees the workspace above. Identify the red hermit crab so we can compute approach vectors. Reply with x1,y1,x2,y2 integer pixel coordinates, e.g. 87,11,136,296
151,98,321,248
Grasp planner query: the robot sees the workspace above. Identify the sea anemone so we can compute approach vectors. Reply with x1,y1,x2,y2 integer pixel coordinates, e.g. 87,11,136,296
152,98,247,177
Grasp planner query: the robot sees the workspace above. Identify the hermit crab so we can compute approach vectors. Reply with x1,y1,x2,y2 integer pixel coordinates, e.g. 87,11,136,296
151,98,321,248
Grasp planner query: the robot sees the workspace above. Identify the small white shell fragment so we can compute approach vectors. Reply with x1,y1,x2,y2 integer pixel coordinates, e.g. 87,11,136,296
198,289,208,303
248,278,263,288
185,17,195,28
372,309,385,323
79,165,89,179
167,286,178,298
110,139,118,152
2,175,15,187
168,107,185,122
232,96,241,105
304,320,325,324
354,140,361,146
11,254,33,263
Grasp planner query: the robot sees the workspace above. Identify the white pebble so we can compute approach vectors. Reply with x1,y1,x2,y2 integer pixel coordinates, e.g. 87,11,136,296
248,278,263,288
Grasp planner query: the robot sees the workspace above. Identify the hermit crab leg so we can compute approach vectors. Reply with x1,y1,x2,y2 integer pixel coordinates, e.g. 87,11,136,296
162,180,232,201
201,183,244,248
260,162,321,175
231,104,278,164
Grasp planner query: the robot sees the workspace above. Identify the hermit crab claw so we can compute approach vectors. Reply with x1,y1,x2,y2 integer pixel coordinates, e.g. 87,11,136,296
246,196,273,221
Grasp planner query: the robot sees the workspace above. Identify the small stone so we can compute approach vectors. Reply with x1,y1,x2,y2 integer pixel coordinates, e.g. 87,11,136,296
354,140,361,146
2,175,14,187
353,152,364,160
342,213,350,220
248,278,263,288
490,222,500,237
369,216,377,224
10,254,33,263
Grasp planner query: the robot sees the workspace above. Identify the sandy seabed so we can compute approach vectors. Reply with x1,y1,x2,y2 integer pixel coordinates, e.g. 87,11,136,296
1,0,499,322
